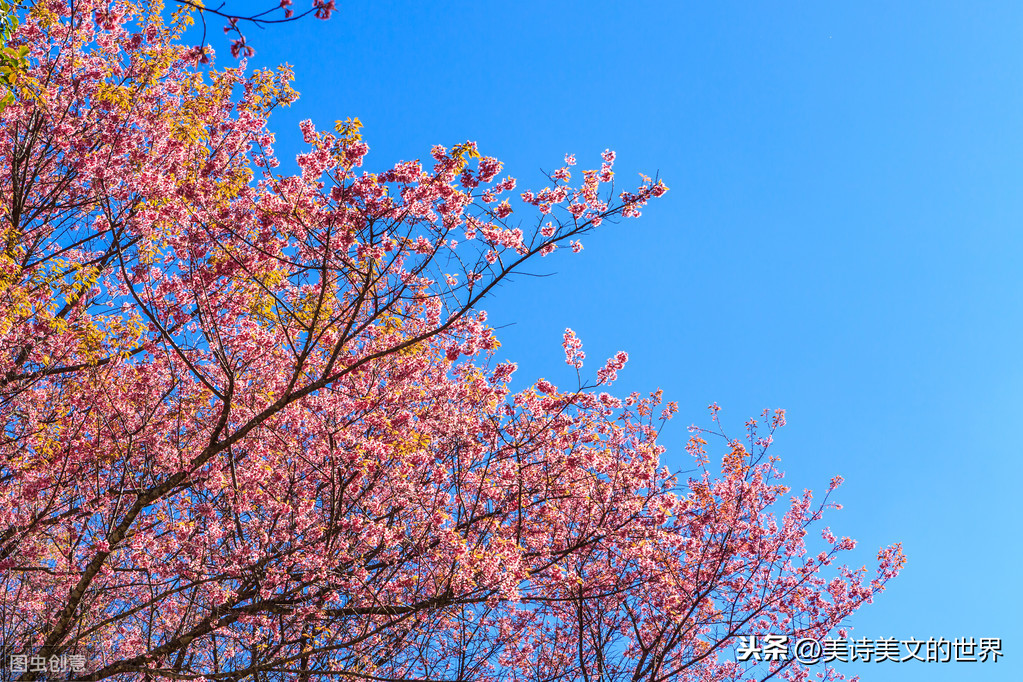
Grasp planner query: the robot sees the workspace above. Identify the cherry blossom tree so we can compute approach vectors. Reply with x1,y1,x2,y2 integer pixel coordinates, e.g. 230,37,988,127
0,2,903,681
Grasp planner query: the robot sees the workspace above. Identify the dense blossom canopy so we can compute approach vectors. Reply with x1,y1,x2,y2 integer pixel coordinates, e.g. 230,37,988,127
0,2,901,681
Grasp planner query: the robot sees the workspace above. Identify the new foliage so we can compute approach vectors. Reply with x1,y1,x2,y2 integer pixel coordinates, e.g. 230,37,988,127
0,2,902,681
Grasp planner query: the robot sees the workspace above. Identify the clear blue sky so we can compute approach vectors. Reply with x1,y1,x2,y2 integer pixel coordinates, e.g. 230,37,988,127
232,2,1021,679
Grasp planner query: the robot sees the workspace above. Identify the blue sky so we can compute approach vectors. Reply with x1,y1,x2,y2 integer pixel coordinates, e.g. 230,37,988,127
230,1,1021,679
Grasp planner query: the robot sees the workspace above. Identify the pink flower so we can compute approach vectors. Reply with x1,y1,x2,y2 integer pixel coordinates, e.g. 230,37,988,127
314,0,337,20
230,37,255,59
478,157,502,182
596,350,628,385
299,119,318,143
563,328,585,368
